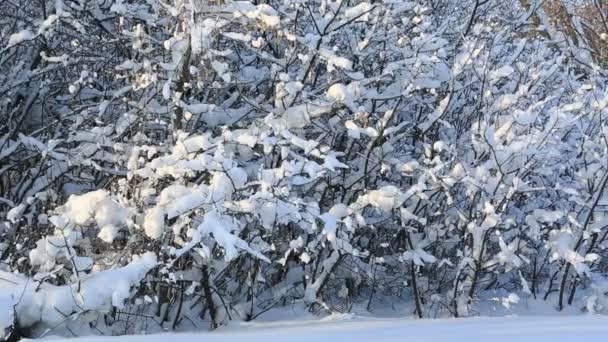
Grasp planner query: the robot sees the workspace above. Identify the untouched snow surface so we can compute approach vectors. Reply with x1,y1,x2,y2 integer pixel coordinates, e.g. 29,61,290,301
42,315,608,342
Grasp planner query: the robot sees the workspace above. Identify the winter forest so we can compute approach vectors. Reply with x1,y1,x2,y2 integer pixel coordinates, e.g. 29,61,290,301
2,0,608,340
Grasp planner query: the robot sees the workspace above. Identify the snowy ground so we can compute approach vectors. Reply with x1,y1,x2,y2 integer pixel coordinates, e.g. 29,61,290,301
40,315,608,342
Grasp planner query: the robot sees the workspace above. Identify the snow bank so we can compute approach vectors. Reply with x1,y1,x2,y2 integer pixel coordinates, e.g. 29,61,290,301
0,292,15,340
42,315,608,342
0,253,157,333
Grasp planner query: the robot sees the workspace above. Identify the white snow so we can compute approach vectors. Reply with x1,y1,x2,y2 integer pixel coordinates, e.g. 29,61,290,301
319,49,353,71
0,253,157,334
193,211,269,262
345,120,378,139
491,65,515,80
143,207,166,239
0,293,14,340
285,104,331,129
7,29,35,47
229,2,280,28
40,315,608,342
6,203,26,223
363,186,404,211
63,190,110,225
497,94,519,110
344,3,374,21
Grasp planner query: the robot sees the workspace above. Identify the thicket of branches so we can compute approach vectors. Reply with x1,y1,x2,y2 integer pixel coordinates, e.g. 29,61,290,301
1,0,608,339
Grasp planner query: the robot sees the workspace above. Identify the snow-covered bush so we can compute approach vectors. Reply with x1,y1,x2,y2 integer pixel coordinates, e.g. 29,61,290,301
1,0,608,339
